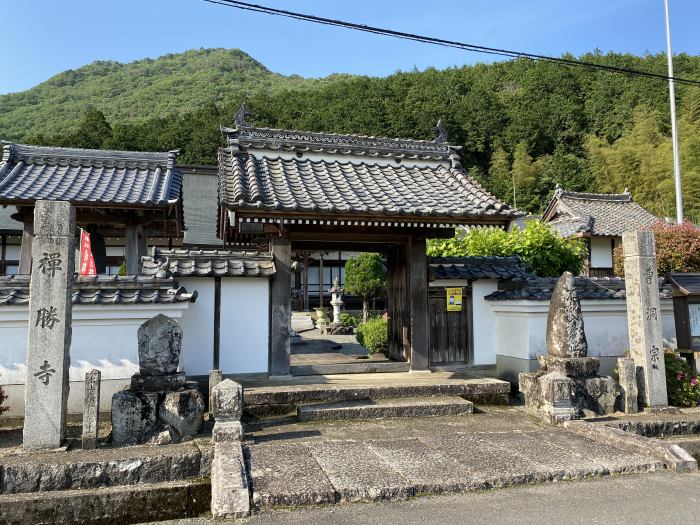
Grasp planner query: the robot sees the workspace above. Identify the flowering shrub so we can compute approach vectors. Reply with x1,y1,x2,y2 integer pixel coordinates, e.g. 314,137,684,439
614,221,700,276
665,350,700,407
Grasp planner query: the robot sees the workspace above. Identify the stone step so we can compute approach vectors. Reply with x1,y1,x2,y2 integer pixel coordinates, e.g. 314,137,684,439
297,396,474,422
0,478,210,525
0,441,212,495
291,361,410,376
243,375,510,408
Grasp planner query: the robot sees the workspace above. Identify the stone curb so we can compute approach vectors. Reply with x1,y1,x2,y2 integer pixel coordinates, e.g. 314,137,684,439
563,420,698,473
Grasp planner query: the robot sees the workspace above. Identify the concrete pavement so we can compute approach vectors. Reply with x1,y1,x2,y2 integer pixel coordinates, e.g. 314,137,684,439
152,471,700,524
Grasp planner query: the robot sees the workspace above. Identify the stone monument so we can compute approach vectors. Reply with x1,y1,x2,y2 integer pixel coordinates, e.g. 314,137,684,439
111,314,204,446
622,231,668,407
82,369,101,450
519,272,618,423
329,277,344,325
210,379,250,518
23,200,76,449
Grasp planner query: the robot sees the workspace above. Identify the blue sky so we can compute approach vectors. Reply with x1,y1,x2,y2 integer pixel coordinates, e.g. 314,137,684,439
1,0,698,95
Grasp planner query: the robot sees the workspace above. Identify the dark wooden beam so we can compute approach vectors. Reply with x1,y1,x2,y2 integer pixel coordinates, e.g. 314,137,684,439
270,235,292,376
213,276,221,370
387,244,410,362
408,237,430,371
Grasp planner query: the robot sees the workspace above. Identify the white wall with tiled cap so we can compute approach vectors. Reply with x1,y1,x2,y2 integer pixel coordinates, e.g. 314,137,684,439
179,277,215,376
0,302,191,416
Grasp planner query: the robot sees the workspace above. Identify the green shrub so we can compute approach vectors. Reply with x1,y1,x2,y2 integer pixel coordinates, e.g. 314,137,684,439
665,350,700,407
344,253,387,322
356,317,388,355
339,313,361,327
427,220,585,277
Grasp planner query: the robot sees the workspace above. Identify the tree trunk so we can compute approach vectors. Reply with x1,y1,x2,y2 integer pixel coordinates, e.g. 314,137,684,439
362,297,369,323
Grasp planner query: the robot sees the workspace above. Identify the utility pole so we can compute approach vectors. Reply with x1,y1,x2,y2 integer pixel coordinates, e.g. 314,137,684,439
664,0,683,223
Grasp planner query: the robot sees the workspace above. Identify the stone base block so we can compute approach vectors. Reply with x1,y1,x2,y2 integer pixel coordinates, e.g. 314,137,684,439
131,373,186,392
213,421,243,443
159,389,205,441
584,376,618,415
111,390,158,447
542,356,600,378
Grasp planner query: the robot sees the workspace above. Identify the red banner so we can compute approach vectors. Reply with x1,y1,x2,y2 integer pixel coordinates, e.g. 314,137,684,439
79,230,97,276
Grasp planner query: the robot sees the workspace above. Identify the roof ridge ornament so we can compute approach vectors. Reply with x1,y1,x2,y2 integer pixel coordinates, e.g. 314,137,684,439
235,104,253,127
433,119,448,143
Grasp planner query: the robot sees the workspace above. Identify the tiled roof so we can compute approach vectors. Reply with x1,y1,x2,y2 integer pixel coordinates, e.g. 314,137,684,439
141,247,275,278
219,127,517,222
665,273,700,296
0,205,21,233
428,256,535,281
542,188,658,237
0,143,182,207
180,165,222,247
223,123,455,160
485,276,672,301
0,274,196,306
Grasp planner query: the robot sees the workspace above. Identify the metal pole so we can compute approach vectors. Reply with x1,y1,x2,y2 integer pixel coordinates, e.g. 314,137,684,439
664,0,683,223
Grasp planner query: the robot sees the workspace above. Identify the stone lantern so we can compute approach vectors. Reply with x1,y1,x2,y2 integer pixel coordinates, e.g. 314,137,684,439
329,277,344,325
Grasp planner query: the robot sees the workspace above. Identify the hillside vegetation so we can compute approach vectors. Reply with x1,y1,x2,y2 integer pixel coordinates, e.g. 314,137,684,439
3,48,700,218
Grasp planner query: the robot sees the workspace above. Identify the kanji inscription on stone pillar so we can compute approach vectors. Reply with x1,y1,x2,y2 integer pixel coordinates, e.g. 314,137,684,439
622,231,668,407
23,200,76,449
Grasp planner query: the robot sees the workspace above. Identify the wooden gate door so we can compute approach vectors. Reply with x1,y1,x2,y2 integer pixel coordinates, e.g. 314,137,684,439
428,287,473,366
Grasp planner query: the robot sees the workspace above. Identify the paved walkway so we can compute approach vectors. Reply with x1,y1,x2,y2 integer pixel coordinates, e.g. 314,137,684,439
243,408,662,508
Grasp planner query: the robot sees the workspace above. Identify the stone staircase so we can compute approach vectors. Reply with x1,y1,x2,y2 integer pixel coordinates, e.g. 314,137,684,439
242,373,510,421
297,396,474,421
0,440,212,524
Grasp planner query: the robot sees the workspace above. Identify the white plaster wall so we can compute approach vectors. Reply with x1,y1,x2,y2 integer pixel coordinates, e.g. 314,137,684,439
472,280,499,365
178,277,215,376
490,298,676,361
0,303,191,415
219,278,270,374
590,237,613,268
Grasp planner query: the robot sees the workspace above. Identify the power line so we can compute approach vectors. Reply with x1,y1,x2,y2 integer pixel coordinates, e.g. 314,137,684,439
203,0,700,88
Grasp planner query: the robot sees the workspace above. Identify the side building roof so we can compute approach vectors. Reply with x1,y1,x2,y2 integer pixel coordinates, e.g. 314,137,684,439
541,187,658,238
0,143,182,208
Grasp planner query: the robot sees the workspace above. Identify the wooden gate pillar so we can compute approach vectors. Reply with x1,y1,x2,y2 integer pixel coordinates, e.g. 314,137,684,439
408,237,430,371
18,221,34,274
270,235,292,376
125,222,147,275
387,245,409,361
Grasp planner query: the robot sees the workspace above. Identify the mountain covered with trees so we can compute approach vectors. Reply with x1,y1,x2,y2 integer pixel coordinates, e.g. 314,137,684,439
2,47,699,219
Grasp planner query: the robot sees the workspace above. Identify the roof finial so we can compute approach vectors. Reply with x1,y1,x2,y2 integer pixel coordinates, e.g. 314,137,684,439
433,119,448,143
235,104,252,127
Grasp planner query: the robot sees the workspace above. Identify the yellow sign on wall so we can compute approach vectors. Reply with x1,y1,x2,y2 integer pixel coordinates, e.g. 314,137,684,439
446,287,463,312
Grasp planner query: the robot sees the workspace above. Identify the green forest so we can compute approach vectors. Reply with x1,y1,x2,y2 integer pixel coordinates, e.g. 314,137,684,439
2,47,700,219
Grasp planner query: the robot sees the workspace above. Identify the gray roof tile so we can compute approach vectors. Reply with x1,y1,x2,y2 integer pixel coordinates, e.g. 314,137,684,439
542,188,658,237
428,256,535,281
0,143,182,207
219,126,517,222
485,276,672,301
0,274,196,306
224,124,456,160
141,248,275,278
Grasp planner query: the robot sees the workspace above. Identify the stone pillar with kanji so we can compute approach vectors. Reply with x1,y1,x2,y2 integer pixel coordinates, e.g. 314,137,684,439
23,200,76,449
622,231,668,407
